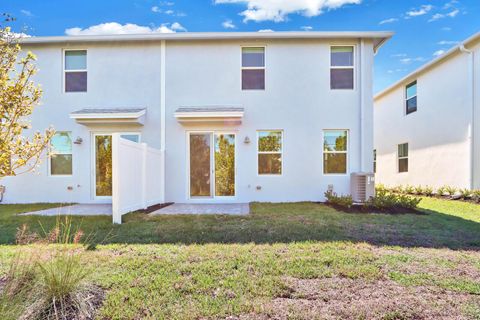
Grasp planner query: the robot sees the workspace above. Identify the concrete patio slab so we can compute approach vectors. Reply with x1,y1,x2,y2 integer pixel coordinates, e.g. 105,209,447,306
21,204,112,216
150,203,249,215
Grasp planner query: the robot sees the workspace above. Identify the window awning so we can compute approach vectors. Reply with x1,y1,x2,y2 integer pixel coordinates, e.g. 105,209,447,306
70,108,146,125
174,107,244,125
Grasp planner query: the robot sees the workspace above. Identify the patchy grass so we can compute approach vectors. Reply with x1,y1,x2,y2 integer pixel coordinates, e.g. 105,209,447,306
0,197,480,319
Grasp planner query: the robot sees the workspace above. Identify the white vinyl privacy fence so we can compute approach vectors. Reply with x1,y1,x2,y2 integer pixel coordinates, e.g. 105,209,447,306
112,134,164,224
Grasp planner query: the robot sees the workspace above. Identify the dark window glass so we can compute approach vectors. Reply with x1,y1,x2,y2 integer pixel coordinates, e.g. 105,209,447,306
406,96,417,114
330,69,354,90
324,153,347,174
331,46,354,67
373,149,377,173
258,153,282,175
65,71,87,92
51,154,73,175
399,158,408,173
242,69,265,90
242,47,265,67
398,143,408,158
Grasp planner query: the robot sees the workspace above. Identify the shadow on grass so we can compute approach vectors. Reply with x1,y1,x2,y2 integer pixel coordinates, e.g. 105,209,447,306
1,201,479,249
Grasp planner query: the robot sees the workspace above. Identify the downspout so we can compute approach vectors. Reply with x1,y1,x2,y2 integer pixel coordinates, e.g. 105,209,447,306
160,40,166,202
359,39,365,171
460,44,475,189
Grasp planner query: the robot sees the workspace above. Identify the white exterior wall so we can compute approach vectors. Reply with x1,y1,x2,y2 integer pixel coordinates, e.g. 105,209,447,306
2,37,376,204
165,39,374,203
2,42,163,203
374,47,478,189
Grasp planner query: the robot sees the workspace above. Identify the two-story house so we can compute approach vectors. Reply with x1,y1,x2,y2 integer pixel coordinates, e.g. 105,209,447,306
2,31,392,205
374,31,480,190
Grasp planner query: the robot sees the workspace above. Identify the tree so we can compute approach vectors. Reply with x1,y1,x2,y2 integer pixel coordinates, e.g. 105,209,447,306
0,24,54,178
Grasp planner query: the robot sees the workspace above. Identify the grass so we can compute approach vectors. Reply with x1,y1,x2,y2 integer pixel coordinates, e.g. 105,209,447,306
1,197,480,319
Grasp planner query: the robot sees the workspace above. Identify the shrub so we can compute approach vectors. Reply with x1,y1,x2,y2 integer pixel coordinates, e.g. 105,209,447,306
375,184,387,193
391,185,403,194
324,190,353,209
414,186,424,195
445,186,457,196
404,185,415,195
366,189,421,211
423,186,434,197
459,188,473,199
437,186,448,196
472,190,480,203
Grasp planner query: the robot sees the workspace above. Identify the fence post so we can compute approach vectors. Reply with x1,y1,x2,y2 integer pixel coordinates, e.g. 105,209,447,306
112,133,122,224
142,143,148,209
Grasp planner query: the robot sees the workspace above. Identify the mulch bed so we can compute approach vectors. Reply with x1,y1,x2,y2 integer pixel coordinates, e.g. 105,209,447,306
139,202,174,214
324,203,425,215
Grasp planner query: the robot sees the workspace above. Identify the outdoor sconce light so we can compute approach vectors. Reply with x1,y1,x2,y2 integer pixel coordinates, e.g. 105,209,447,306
244,136,251,144
74,137,83,145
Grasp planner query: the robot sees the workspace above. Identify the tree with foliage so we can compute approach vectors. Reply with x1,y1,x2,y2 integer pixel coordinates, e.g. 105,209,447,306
0,24,54,178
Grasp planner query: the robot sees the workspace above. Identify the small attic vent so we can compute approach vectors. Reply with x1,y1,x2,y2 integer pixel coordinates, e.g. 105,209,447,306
350,172,375,203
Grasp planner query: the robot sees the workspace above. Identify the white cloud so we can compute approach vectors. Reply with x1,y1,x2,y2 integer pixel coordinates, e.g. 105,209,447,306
391,53,407,57
400,57,425,64
438,40,458,45
406,4,433,17
301,26,313,31
165,9,174,15
433,50,446,56
151,6,161,13
65,22,186,36
429,9,460,21
258,29,274,32
222,19,236,29
442,27,452,31
443,0,458,9
215,0,362,22
379,18,398,25
20,9,33,17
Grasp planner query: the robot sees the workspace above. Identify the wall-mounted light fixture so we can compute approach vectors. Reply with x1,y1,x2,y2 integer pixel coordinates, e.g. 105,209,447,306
74,137,83,145
244,136,251,144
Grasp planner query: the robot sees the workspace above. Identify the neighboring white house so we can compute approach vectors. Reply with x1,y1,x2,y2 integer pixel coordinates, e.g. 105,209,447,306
2,31,392,205
374,32,480,190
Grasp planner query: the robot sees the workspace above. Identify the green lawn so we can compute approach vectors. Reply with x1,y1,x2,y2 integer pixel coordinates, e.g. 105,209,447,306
1,198,480,319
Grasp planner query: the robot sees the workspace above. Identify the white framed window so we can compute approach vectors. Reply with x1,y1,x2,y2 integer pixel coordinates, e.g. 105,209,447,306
257,130,282,175
50,132,73,176
323,130,348,174
64,49,87,92
242,47,265,90
330,46,354,90
398,143,408,173
405,81,417,115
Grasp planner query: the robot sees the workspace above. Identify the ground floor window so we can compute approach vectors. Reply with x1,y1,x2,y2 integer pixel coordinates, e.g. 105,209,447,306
50,132,73,175
398,143,408,173
323,130,348,174
257,130,283,175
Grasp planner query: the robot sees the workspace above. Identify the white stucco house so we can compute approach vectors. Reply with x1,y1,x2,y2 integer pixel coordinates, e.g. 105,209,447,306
374,31,480,190
2,31,391,215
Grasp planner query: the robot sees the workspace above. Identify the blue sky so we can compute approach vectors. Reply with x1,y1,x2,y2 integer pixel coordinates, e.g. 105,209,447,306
3,0,479,92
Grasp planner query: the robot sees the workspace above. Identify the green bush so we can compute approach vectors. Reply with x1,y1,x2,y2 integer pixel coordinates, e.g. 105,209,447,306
404,185,415,195
459,188,472,199
324,190,353,209
392,185,403,194
423,186,434,197
445,186,457,196
472,190,480,202
437,186,448,196
414,186,424,195
365,189,421,211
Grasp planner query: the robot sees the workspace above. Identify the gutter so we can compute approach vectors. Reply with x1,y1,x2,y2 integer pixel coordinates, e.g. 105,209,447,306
460,44,476,189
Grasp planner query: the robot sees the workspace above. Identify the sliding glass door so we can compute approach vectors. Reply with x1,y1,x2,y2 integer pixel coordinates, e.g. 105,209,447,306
189,132,236,199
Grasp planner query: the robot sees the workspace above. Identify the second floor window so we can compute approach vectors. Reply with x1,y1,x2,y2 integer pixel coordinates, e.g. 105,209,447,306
373,149,377,173
50,132,73,175
242,47,265,90
65,50,87,92
330,46,354,90
406,81,417,115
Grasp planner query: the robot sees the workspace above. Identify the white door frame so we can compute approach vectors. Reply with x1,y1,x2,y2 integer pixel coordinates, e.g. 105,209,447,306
91,132,141,201
186,131,237,201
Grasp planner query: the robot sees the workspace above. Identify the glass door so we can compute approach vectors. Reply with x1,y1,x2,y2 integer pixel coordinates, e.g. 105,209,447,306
95,135,113,198
189,133,213,198
189,132,236,199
